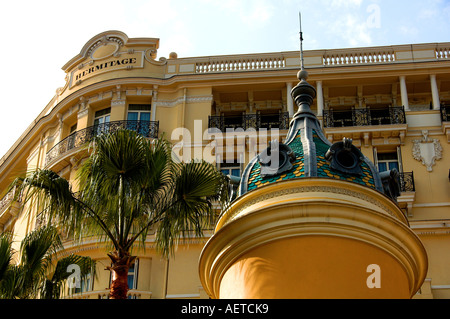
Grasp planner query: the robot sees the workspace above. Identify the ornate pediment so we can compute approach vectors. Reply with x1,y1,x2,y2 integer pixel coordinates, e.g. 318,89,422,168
60,31,163,90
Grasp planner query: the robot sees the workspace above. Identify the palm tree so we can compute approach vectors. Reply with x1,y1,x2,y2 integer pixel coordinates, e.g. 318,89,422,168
0,226,95,299
16,129,229,299
0,232,14,297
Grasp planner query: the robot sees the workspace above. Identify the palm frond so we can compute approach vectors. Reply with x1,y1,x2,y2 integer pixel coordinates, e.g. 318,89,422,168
155,160,229,257
41,254,96,299
0,232,13,282
18,226,63,297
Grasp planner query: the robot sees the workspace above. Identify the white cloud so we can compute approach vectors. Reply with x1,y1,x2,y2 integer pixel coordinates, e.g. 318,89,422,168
399,25,419,36
324,10,373,47
200,0,275,29
330,0,363,7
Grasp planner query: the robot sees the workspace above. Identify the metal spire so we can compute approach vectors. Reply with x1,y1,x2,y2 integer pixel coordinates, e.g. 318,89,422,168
299,11,304,71
291,10,315,115
298,11,308,81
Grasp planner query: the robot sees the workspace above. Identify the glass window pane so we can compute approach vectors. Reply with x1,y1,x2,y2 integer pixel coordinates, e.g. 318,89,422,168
140,112,151,121
129,104,151,111
378,152,397,161
231,169,240,176
94,118,103,125
94,107,111,118
127,275,134,290
105,115,110,123
127,112,138,121
389,162,399,171
378,162,387,172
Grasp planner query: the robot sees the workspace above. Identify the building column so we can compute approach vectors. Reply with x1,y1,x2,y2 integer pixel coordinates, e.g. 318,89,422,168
151,85,158,121
316,80,324,117
430,74,440,110
399,76,409,111
287,82,294,117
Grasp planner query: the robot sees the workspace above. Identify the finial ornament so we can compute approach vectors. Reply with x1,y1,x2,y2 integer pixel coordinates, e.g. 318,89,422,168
298,11,308,81
290,11,315,115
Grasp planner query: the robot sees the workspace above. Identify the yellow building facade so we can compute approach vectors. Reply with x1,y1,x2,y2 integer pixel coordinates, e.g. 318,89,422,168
0,30,449,298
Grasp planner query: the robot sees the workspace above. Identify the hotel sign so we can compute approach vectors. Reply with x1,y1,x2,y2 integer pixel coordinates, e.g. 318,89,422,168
69,51,144,88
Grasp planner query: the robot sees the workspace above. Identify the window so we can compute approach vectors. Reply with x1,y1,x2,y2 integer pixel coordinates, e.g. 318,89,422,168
127,259,139,290
127,104,152,137
220,160,241,177
222,112,244,130
93,107,111,135
377,152,399,172
127,259,139,299
127,104,151,122
108,259,139,299
72,272,93,295
70,123,77,134
67,123,78,149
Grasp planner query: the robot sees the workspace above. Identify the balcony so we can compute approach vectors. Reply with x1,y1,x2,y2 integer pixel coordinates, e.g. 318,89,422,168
399,171,415,192
68,289,152,299
441,103,450,122
208,112,289,132
45,120,159,166
441,103,450,143
323,106,407,147
397,171,416,218
323,106,406,128
0,184,21,231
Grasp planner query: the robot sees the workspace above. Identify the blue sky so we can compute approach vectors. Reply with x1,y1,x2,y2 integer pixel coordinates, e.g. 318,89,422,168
0,0,449,159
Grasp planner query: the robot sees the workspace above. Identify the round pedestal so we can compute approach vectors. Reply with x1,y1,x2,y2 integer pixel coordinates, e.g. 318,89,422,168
199,178,428,299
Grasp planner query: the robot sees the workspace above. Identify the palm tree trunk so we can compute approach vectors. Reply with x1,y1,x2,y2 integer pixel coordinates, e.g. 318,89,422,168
107,250,136,299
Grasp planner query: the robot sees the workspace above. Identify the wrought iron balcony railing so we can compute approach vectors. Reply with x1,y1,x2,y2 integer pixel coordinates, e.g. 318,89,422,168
45,120,159,165
441,103,450,122
0,184,21,213
399,171,415,192
208,112,289,131
323,106,406,128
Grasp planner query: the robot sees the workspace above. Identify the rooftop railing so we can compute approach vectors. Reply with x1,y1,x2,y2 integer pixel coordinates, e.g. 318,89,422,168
165,43,450,75
322,49,395,66
45,120,159,166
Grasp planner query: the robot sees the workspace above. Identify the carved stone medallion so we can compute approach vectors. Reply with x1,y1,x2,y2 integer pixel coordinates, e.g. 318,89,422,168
412,130,442,172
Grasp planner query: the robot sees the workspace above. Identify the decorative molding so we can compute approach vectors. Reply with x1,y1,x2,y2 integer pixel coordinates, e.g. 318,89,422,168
200,178,427,299
218,178,406,231
412,130,443,172
154,95,213,108
87,36,123,59
111,99,126,106
145,49,167,65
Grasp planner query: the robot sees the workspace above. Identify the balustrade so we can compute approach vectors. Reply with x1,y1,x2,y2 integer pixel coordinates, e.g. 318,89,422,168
69,289,151,299
323,50,395,66
196,56,285,73
441,103,450,121
185,43,450,74
323,106,406,128
0,184,21,213
45,120,159,165
436,47,450,59
208,112,289,131
399,171,415,192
